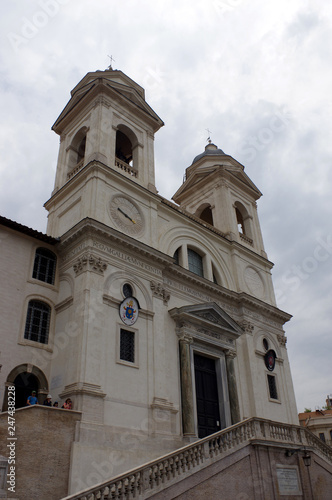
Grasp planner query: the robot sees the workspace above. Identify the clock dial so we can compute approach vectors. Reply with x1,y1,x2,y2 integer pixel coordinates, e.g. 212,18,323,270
109,196,144,235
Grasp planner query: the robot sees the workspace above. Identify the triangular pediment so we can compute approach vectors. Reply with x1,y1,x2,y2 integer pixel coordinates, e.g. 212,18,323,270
169,302,243,340
172,156,261,204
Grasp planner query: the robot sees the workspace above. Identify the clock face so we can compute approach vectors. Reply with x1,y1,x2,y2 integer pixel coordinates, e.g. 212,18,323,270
109,196,144,235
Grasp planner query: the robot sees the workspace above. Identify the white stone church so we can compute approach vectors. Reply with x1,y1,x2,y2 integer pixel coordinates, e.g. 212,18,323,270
1,69,330,500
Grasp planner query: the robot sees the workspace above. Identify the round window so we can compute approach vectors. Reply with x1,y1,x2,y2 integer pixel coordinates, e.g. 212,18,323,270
123,283,133,298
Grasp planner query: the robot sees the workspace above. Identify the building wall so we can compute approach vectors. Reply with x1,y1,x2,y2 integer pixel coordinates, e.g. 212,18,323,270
147,445,332,500
0,405,81,500
0,224,58,409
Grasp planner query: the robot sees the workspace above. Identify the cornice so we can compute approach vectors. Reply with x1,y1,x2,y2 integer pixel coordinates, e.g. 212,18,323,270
57,217,174,268
161,198,228,239
235,292,292,323
55,217,291,325
44,160,273,269
165,264,291,325
44,159,159,209
52,77,163,134
161,198,274,268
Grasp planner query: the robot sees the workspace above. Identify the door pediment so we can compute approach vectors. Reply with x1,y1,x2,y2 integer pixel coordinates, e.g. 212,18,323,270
169,302,243,350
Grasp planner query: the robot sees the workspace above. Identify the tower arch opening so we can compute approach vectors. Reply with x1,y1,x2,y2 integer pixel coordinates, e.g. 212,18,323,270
234,201,252,240
67,126,88,175
196,204,214,226
115,125,139,176
116,130,133,165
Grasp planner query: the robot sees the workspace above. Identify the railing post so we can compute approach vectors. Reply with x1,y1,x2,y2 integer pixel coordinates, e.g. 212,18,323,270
203,441,210,459
142,468,150,493
264,421,271,439
290,425,299,444
253,419,264,439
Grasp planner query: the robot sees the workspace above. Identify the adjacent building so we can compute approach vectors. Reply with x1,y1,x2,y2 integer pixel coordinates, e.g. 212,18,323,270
299,396,332,447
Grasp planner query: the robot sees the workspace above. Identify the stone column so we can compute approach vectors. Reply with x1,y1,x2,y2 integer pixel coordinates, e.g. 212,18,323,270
225,350,241,424
178,333,195,437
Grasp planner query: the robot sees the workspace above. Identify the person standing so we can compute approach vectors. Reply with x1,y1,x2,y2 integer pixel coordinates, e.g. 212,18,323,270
62,398,72,409
43,394,52,406
27,390,38,406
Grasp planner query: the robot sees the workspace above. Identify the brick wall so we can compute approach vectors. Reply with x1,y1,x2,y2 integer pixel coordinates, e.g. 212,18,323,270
0,405,81,500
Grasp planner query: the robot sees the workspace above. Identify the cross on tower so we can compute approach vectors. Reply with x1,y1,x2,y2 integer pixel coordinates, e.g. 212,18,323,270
107,55,115,70
205,128,212,143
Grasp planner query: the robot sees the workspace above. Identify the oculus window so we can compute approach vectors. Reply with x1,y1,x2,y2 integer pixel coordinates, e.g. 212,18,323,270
123,283,133,298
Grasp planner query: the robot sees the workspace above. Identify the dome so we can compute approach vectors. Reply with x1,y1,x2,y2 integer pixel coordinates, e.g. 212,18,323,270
192,141,225,165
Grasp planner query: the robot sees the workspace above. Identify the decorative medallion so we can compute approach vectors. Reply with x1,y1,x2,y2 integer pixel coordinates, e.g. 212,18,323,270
264,349,277,371
119,297,139,325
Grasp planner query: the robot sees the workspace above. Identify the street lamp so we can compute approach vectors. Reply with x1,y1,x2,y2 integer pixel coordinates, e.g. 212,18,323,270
302,450,311,467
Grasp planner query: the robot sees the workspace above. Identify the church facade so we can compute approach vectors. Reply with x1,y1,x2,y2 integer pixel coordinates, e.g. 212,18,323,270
0,69,298,494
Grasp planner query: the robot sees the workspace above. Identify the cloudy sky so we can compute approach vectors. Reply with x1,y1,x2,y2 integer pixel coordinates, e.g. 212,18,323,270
1,0,331,413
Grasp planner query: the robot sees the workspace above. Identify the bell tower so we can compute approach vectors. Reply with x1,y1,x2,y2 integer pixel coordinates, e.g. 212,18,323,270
45,69,164,237
172,141,267,258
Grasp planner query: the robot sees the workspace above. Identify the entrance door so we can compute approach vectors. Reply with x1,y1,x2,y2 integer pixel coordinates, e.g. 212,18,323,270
194,353,221,438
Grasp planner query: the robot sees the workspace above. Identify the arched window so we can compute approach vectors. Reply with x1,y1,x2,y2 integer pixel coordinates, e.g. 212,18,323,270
188,249,203,277
33,248,56,285
116,130,133,165
24,300,51,344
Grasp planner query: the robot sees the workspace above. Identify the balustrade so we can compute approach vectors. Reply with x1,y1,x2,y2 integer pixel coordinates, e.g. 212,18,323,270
239,232,253,246
67,159,84,180
115,157,138,177
61,417,332,500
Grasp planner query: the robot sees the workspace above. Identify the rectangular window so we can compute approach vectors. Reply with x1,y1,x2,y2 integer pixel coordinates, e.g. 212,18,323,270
188,249,203,277
24,300,51,344
120,329,135,363
267,374,278,400
319,433,326,443
33,248,56,285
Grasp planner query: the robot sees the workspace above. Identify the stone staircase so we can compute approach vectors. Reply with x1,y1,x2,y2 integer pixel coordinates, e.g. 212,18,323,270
61,417,332,500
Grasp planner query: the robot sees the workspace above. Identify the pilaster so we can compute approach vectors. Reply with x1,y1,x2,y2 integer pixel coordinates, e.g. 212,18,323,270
225,350,241,424
178,333,195,437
